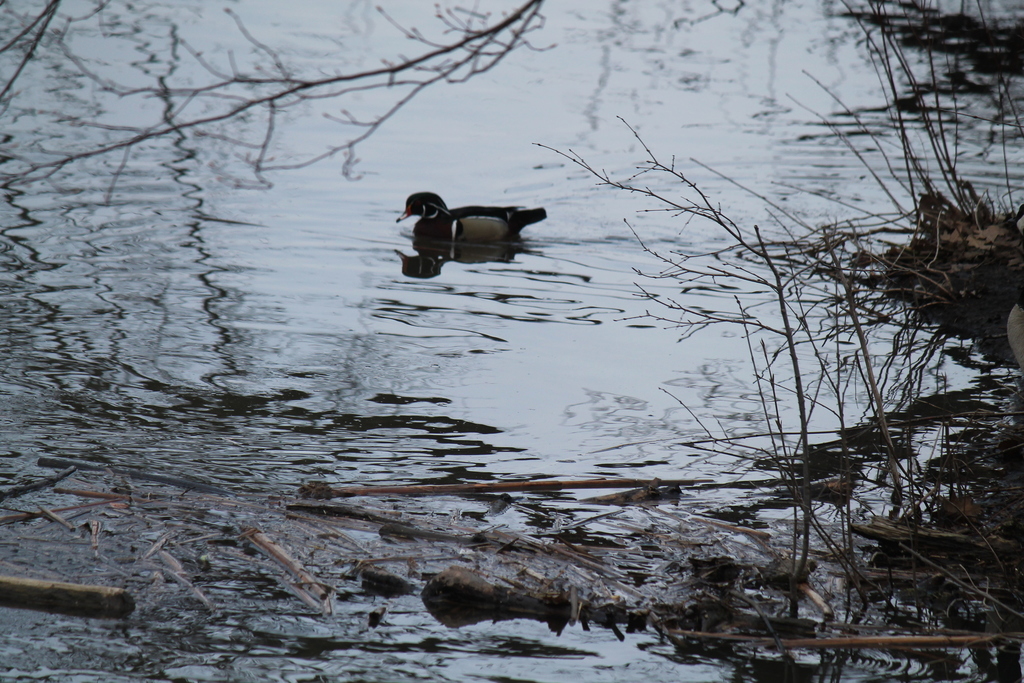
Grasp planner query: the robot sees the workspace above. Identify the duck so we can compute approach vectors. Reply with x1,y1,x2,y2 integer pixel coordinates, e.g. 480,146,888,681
1007,204,1024,235
1010,286,1024,370
397,192,546,242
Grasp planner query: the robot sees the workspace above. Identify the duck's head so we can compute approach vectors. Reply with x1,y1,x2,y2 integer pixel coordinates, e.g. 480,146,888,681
397,193,448,222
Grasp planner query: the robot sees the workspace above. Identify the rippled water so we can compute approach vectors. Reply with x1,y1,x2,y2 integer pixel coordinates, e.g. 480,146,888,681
2,0,1023,680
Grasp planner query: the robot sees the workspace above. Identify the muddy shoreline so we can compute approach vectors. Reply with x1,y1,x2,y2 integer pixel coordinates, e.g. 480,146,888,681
914,266,1021,366
879,205,1024,368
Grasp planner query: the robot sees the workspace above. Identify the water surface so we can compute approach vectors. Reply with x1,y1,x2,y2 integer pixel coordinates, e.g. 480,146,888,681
1,0,1022,680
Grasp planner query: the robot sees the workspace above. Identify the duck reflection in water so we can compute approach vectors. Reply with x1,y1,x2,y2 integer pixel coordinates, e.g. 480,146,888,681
395,239,525,279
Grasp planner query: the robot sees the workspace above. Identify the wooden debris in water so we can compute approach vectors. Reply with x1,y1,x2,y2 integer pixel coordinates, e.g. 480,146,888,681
1,459,1021,658
422,565,580,627
357,563,413,596
0,575,134,618
661,629,1013,651
241,527,334,616
309,477,712,499
0,467,76,503
852,515,1019,557
36,456,231,495
158,550,216,612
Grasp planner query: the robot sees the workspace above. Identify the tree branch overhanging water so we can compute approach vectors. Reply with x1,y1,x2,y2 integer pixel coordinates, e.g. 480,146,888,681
0,0,547,191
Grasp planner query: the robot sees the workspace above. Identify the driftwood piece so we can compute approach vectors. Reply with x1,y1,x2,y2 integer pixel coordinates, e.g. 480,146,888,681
421,565,571,627
241,527,334,615
89,520,101,551
159,550,216,611
317,477,712,499
282,513,368,553
0,574,134,618
799,582,834,620
0,499,122,526
895,541,1024,624
53,488,132,501
0,467,76,502
358,564,414,596
653,507,772,547
285,502,401,525
583,479,681,504
142,533,171,561
378,522,486,545
37,456,231,495
665,629,1013,650
421,565,629,632
36,506,76,531
851,516,1018,556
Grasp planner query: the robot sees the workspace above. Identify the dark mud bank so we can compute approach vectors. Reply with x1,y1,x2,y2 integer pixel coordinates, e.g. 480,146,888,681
878,198,1023,366
918,266,1020,365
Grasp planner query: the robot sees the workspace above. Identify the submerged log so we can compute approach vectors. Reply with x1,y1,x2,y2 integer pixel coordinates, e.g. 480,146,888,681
285,502,401,525
0,498,124,526
0,575,134,618
319,477,712,499
664,629,1010,650
421,565,571,628
851,516,1018,557
358,564,413,597
378,522,487,545
241,527,334,615
583,478,682,504
0,467,76,502
37,456,230,495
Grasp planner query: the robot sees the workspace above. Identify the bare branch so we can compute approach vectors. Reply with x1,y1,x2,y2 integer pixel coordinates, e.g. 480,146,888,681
0,0,61,103
0,0,547,189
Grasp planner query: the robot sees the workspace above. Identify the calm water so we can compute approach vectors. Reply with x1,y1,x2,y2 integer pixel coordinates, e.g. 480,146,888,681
2,0,1022,680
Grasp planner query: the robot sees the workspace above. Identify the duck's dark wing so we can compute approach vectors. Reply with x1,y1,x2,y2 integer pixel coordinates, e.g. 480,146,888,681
507,208,546,232
449,205,522,220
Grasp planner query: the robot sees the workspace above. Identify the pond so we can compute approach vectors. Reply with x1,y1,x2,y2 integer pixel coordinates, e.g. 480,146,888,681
2,0,1023,680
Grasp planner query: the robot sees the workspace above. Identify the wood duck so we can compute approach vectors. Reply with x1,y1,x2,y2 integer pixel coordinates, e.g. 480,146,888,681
1009,285,1024,370
1008,208,1024,369
397,192,546,242
1008,204,1024,235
